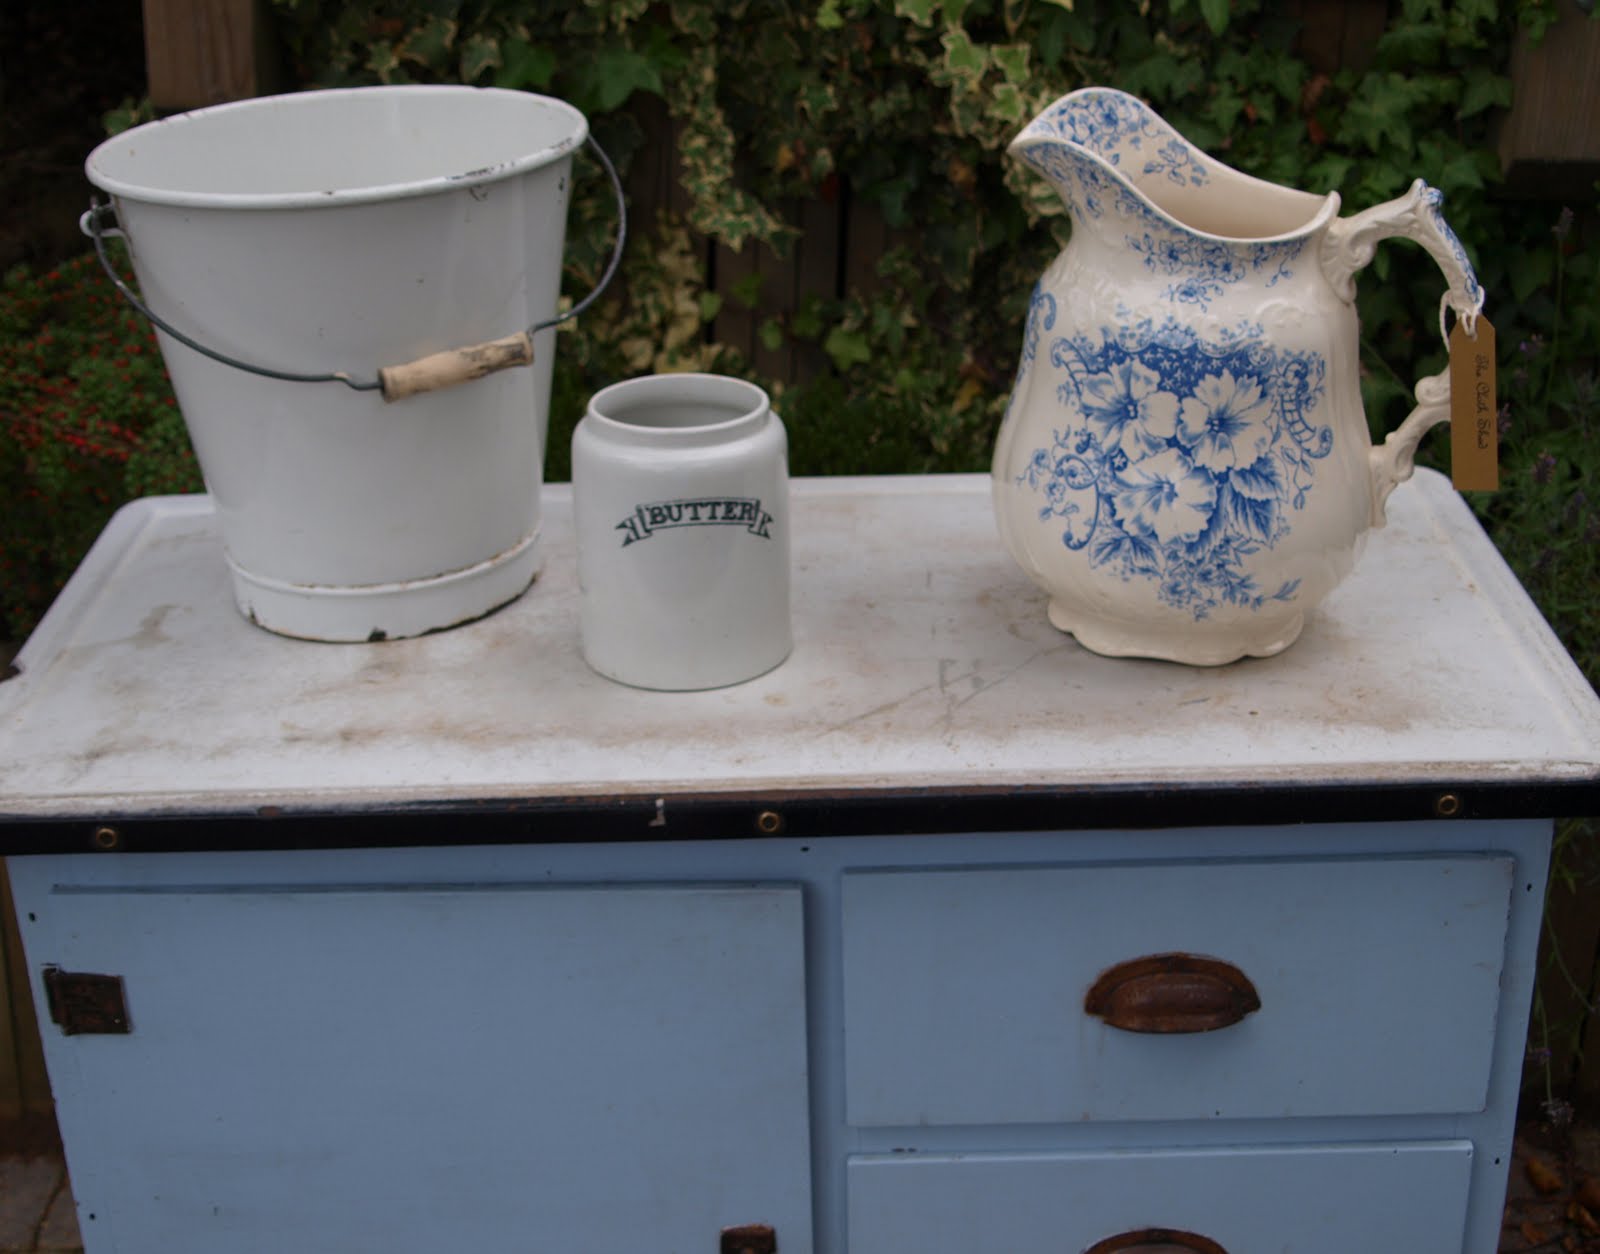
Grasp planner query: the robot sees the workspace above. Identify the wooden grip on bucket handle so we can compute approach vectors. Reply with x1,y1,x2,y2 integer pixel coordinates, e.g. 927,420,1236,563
378,332,536,402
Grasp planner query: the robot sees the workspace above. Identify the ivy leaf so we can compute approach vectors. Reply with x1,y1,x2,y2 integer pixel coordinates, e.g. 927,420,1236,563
1036,8,1068,66
1338,73,1427,153
942,28,989,81
872,174,916,227
1453,0,1499,33
1211,90,1245,135
1437,151,1485,194
1197,0,1229,35
1376,22,1444,67
992,44,1030,84
1305,152,1355,194
991,82,1026,123
1505,247,1553,303
698,292,724,322
896,0,941,27
759,319,786,352
731,271,765,309
817,0,846,28
1267,56,1305,103
791,297,825,341
1057,4,1098,51
668,1,716,41
824,327,873,371
801,78,839,121
572,45,664,114
1119,51,1205,101
366,42,403,83
495,37,556,91
459,33,500,84
397,16,457,72
1459,68,1511,118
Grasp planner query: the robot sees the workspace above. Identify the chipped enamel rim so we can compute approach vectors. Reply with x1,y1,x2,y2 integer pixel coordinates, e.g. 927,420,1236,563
85,85,587,211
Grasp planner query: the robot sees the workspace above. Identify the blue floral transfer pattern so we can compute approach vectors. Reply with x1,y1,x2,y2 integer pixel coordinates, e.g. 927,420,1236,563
1029,88,1210,189
1017,317,1331,620
1019,284,1055,372
1128,230,1302,293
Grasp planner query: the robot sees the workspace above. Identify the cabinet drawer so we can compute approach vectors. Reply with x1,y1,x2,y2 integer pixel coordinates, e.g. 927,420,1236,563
848,1140,1473,1254
843,856,1512,1126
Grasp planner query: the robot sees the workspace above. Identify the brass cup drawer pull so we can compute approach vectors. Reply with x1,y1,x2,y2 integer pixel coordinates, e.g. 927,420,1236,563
720,1224,776,1254
1084,953,1260,1034
1085,1228,1229,1253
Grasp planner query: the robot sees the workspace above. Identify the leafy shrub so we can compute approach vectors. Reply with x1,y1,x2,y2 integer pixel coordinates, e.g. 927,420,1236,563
0,252,198,641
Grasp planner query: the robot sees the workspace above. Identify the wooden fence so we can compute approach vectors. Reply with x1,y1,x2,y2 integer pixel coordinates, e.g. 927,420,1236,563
3,0,1598,1146
1,860,54,1148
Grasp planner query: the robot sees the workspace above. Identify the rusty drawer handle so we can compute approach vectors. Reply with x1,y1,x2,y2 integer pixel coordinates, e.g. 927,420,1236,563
1085,953,1260,1034
720,1224,776,1254
1085,1229,1228,1253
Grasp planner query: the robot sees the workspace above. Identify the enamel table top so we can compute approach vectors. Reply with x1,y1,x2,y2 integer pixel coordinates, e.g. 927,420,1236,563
1,470,1596,845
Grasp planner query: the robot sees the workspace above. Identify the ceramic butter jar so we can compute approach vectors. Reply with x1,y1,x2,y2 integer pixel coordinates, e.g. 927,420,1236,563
993,87,1485,666
572,373,792,691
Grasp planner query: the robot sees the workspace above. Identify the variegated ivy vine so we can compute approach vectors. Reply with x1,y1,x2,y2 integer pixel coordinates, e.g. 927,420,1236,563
267,0,1587,495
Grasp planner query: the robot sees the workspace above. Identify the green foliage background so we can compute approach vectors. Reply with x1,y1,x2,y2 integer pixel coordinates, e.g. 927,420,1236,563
1,0,1597,1098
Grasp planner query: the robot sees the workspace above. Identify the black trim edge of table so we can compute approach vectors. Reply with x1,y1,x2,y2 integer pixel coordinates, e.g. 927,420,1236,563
1,777,1595,856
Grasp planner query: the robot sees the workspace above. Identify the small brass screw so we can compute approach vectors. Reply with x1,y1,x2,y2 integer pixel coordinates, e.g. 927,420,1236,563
91,826,122,851
756,810,784,835
1434,792,1463,818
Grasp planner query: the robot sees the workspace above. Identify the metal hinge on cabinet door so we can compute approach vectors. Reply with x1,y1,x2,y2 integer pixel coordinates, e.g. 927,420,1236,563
42,967,131,1035
720,1224,776,1254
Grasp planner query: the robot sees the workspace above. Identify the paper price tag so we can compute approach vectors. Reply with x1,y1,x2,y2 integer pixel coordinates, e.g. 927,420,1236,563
1449,314,1498,492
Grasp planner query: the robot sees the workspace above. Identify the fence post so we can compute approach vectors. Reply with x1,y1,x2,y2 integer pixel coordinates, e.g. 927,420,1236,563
142,0,279,112
0,860,53,1147
1498,0,1600,195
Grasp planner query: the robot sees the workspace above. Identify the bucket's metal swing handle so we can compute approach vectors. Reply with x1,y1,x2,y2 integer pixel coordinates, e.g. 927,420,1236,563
80,135,628,403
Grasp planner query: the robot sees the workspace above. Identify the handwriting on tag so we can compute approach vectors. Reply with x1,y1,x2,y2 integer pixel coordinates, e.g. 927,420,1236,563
1449,314,1497,492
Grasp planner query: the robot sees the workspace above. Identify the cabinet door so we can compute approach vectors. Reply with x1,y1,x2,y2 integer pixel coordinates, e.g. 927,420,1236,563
27,882,811,1254
849,1142,1473,1254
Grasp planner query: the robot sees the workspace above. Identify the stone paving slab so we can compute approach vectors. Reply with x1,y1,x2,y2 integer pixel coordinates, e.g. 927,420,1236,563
0,1158,59,1250
0,1156,78,1253
34,1178,79,1254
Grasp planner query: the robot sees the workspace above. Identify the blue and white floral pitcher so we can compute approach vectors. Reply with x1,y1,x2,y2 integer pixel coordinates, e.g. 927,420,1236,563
993,87,1484,665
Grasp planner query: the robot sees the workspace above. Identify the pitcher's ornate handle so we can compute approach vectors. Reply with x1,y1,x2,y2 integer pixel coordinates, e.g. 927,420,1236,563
1320,179,1485,526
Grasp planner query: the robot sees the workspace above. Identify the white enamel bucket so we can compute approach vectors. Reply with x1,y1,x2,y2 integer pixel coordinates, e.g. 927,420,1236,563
83,86,619,641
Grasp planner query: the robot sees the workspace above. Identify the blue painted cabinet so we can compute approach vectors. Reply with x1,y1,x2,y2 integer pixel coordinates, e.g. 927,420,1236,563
7,822,1554,1253
2,475,1597,1252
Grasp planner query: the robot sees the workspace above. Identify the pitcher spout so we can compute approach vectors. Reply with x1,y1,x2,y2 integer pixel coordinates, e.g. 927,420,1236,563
1010,88,1334,244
